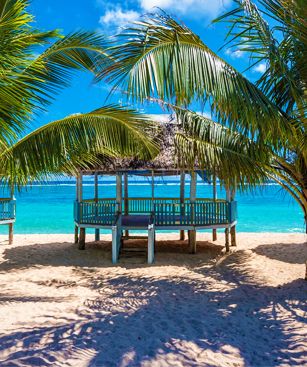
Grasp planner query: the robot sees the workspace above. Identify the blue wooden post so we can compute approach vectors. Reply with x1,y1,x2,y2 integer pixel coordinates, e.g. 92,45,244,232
76,173,85,248
148,223,155,264
212,174,217,241
230,186,237,247
94,172,100,242
188,171,197,253
112,214,122,264
78,227,86,250
75,172,82,243
8,188,14,245
112,224,118,263
225,185,231,251
180,171,185,240
116,173,122,213
124,173,129,238
225,227,230,252
113,174,122,264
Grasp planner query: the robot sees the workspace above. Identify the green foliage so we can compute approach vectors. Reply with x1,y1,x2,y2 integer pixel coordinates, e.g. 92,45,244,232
101,14,293,147
0,106,158,186
99,1,307,228
174,107,270,188
0,0,157,186
215,0,307,222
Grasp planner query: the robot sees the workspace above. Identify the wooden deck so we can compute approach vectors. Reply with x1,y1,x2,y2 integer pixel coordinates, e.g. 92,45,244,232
75,197,237,264
75,171,238,264
0,198,16,222
74,198,237,228
0,198,16,245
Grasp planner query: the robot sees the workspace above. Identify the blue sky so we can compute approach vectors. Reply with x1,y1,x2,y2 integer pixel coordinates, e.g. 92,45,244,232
28,0,264,129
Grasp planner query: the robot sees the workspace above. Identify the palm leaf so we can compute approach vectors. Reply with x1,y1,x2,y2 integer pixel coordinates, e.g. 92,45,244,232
99,14,293,147
214,0,306,116
0,0,112,141
172,107,271,188
0,106,159,187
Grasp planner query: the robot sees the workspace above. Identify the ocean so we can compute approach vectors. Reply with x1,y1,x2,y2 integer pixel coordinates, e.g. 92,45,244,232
0,176,304,234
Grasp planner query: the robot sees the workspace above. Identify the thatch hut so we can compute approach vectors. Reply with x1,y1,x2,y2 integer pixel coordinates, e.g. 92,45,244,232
74,115,237,263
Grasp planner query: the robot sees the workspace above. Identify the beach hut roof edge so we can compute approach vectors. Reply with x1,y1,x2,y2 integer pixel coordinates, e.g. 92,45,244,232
79,114,207,177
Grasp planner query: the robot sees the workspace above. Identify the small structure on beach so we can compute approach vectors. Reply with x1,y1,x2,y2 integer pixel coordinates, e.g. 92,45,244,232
74,117,237,263
0,190,16,244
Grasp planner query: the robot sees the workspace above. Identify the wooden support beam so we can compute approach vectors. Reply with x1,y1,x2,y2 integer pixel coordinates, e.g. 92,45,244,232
75,173,83,244
188,230,197,254
8,223,13,245
230,184,236,247
78,228,86,250
74,225,79,244
225,228,230,252
77,173,83,202
94,172,99,199
231,225,237,247
212,229,217,242
190,171,197,202
124,173,129,237
226,186,231,202
112,224,122,264
180,230,186,242
180,171,185,241
148,224,155,264
189,172,197,253
95,229,100,242
116,173,122,213
151,170,155,212
8,187,14,245
212,174,217,241
94,172,100,242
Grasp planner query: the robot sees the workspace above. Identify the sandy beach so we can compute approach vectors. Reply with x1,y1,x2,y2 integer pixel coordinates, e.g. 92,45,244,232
0,232,306,366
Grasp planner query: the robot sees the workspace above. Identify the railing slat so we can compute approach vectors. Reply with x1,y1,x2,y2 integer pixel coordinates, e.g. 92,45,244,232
75,198,237,227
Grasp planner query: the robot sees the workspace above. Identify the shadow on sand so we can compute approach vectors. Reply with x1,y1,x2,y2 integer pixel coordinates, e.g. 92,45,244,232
0,239,224,271
252,241,307,264
0,240,306,366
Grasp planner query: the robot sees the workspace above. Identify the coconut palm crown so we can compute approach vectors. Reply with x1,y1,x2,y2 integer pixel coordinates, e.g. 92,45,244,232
0,0,157,186
98,0,307,231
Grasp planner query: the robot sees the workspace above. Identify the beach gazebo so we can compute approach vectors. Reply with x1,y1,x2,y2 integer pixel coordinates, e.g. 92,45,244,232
0,189,16,244
74,120,237,264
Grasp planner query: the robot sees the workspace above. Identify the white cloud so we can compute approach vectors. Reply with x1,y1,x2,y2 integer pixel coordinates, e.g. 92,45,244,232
253,62,267,73
99,8,140,29
140,0,232,18
225,48,244,59
196,111,212,119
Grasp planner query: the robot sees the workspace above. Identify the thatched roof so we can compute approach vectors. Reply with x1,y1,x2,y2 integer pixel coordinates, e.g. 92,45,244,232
81,114,185,175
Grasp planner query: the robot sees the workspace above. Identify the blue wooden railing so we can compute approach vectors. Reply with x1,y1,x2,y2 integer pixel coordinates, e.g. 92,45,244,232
74,199,117,225
154,201,234,226
75,198,237,227
0,199,16,221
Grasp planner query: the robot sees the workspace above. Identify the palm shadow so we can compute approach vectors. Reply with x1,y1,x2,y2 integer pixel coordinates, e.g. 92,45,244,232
0,256,306,366
252,241,307,264
0,239,224,272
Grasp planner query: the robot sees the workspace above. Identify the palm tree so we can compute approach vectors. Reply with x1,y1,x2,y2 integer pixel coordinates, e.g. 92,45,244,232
0,0,157,187
98,1,307,231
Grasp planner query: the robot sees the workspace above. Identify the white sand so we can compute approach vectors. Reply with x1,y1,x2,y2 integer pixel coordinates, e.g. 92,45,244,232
0,232,306,367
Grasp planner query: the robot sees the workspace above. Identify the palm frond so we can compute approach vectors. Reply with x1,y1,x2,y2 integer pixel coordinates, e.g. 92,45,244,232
215,0,306,115
19,31,111,107
0,106,159,187
0,0,111,141
99,14,293,147
173,108,271,189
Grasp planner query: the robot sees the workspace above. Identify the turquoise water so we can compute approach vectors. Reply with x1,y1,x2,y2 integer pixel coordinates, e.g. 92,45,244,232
0,177,304,234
